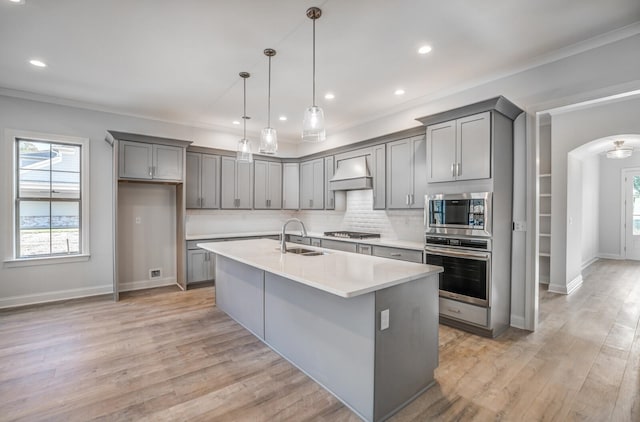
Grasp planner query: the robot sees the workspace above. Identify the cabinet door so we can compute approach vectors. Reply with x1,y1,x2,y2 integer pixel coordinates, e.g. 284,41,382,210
283,163,299,210
220,156,237,209
457,111,491,181
386,139,412,209
153,144,183,181
372,145,386,209
411,135,427,208
236,161,253,209
185,153,201,208
268,162,282,209
324,156,335,210
312,159,325,209
187,249,210,284
426,120,456,182
300,161,314,210
119,141,153,179
201,154,220,208
253,160,269,209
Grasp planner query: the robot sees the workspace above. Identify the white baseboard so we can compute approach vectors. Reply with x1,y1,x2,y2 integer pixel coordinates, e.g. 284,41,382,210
120,277,176,292
598,253,624,260
581,256,599,271
548,274,583,295
0,284,112,309
510,314,526,330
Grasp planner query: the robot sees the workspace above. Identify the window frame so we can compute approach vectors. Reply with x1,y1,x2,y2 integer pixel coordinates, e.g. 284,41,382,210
4,129,90,266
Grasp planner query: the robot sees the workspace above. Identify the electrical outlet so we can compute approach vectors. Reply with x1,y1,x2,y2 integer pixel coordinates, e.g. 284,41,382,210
380,309,390,330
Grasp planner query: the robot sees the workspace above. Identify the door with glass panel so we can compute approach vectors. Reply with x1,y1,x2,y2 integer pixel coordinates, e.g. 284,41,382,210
625,171,640,260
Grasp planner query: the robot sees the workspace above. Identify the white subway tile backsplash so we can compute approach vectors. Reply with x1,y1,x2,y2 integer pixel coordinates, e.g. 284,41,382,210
186,190,425,243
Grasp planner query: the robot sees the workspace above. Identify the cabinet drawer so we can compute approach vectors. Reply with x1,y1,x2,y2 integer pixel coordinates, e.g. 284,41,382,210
439,297,488,327
371,246,423,263
320,239,357,253
357,244,372,255
288,235,311,245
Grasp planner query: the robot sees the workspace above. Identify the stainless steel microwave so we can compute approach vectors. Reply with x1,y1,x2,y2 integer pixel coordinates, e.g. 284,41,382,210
424,192,492,237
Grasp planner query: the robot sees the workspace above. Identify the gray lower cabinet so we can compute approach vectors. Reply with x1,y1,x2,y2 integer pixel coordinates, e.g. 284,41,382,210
324,156,335,210
119,141,184,181
371,245,423,263
221,156,253,209
357,244,373,255
186,152,220,208
372,145,386,209
186,241,215,284
300,158,324,210
287,235,311,245
282,162,300,210
254,160,282,209
321,239,358,253
386,135,426,209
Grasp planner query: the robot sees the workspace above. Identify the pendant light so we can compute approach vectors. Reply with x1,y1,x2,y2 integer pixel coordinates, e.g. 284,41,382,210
236,72,253,163
302,6,326,142
259,48,278,154
606,140,633,159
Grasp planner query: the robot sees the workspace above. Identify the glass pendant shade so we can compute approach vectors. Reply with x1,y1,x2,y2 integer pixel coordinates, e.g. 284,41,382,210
236,138,253,163
302,105,326,142
259,127,278,154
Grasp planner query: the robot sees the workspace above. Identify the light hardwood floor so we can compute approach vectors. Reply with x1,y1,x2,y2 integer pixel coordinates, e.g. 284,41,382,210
1,259,639,421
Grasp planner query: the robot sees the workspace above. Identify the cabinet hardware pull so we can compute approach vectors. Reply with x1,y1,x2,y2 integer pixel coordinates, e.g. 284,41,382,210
410,194,414,205
447,308,461,314
310,199,313,208
451,163,455,177
149,166,153,177
457,163,461,177
390,253,402,257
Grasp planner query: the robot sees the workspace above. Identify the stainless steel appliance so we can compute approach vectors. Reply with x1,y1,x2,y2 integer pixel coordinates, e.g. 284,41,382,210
323,231,381,239
425,192,492,237
425,235,491,307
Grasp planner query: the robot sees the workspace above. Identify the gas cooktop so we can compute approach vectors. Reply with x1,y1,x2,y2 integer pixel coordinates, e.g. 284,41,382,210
323,231,381,239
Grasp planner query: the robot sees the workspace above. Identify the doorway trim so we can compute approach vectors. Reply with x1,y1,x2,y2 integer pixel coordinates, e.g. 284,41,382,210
621,167,640,259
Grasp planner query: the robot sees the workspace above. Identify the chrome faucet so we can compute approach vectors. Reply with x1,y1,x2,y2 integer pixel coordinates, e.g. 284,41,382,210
280,218,308,253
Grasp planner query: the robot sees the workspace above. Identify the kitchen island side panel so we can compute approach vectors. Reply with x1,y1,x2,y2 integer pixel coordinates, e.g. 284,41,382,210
215,255,265,339
374,275,439,421
264,272,376,422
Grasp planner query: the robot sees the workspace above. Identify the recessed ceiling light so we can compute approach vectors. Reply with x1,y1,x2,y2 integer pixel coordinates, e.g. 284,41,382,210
29,59,47,68
279,116,287,121
418,45,432,55
232,120,240,125
324,92,335,100
10,0,25,4
394,89,405,96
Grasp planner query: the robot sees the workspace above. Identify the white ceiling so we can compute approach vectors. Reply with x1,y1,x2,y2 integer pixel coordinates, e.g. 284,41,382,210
1,0,639,144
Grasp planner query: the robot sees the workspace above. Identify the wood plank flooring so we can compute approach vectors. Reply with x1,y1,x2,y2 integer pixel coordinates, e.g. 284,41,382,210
1,259,639,421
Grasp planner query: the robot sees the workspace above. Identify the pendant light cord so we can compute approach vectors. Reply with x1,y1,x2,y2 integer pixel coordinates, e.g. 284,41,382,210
267,55,272,128
312,17,316,107
243,77,247,139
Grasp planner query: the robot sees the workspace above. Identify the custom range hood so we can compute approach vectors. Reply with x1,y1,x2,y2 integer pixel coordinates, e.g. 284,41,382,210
329,156,373,191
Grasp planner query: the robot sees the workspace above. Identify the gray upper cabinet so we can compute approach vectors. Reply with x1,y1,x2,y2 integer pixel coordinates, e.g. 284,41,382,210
324,156,335,210
372,144,386,209
386,135,426,209
119,141,183,181
186,152,220,209
254,160,282,209
300,158,324,210
221,156,253,209
426,111,491,182
283,162,300,210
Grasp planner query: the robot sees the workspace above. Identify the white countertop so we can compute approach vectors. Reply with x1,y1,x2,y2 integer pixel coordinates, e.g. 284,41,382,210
187,231,424,251
198,238,442,298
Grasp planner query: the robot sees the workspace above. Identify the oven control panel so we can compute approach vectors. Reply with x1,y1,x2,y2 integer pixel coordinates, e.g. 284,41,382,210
425,236,490,251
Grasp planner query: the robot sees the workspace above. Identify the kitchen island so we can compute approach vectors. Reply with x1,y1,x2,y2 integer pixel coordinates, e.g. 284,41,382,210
198,238,443,422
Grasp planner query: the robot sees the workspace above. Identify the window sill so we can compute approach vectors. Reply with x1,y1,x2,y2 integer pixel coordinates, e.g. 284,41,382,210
4,254,91,268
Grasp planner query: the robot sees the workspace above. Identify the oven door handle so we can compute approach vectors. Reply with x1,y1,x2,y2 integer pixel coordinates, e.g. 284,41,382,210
424,246,490,260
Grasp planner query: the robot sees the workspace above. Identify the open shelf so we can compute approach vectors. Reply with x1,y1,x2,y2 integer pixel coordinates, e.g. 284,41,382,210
539,233,551,237
539,252,551,257
539,173,551,178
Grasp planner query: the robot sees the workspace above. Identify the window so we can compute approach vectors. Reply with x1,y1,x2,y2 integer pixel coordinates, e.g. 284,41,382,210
6,130,90,263
634,176,640,236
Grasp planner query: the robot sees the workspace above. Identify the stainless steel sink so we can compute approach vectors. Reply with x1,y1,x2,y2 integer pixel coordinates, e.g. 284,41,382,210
281,247,330,256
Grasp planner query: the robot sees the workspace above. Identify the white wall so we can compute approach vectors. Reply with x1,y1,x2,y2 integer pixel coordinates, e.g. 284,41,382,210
550,97,640,293
581,154,600,266
599,153,640,257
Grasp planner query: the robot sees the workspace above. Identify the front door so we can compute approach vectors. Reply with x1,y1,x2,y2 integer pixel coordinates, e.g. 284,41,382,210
625,171,640,260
